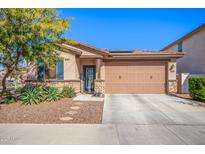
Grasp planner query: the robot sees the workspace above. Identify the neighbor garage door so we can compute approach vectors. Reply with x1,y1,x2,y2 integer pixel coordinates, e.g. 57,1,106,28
105,61,166,93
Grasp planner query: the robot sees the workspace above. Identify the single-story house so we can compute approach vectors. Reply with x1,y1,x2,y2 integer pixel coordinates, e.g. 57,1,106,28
26,41,184,94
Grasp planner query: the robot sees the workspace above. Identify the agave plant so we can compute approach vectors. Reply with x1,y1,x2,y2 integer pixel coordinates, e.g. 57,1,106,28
61,86,76,98
43,87,63,102
21,86,44,105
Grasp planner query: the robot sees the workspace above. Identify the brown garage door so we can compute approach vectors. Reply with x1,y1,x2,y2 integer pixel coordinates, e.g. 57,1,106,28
105,61,166,93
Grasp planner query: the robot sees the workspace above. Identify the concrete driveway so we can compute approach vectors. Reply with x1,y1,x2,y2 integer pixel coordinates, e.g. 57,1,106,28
103,94,205,125
102,94,205,144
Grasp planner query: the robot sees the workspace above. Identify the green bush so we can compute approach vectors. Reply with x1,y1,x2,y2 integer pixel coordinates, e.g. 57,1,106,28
20,85,44,105
189,77,205,102
4,95,17,104
43,86,63,102
61,86,76,98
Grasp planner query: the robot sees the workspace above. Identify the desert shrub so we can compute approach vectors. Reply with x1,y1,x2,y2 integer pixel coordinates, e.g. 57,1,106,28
43,86,63,102
189,77,205,102
20,85,44,105
4,95,17,104
61,86,76,98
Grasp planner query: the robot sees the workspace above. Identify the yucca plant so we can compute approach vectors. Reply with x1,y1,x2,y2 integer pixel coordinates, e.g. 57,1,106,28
43,87,63,102
61,86,76,98
21,86,44,105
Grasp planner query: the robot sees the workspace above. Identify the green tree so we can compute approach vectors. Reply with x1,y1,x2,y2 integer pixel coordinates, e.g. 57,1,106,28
0,8,70,94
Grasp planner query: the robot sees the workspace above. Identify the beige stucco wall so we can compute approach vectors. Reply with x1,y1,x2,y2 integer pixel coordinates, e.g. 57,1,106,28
60,51,79,80
165,28,205,74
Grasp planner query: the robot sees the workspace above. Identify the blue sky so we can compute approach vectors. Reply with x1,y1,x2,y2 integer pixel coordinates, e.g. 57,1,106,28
58,8,205,51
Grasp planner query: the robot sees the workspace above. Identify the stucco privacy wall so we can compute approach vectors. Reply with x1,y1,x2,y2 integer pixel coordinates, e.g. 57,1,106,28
165,28,205,74
177,73,205,94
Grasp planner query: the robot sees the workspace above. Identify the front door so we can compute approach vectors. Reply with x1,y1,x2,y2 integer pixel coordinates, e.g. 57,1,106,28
83,65,96,93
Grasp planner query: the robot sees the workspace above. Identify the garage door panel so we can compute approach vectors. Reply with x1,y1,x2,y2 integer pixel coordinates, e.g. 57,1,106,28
105,83,165,93
105,61,166,93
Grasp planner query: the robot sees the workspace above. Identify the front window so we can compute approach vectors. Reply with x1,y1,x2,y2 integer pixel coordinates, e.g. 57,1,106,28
37,59,64,80
178,42,183,52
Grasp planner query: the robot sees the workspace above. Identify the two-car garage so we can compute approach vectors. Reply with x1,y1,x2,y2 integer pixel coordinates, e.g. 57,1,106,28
105,61,167,94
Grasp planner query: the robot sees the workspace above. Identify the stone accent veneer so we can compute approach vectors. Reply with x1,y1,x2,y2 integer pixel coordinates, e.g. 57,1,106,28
168,80,177,93
26,80,81,93
94,80,105,94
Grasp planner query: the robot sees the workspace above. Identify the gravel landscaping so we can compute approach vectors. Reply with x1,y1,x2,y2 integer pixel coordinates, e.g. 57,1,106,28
0,98,103,123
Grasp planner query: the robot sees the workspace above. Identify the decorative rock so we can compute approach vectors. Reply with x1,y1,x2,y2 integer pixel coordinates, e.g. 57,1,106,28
74,102,83,105
59,116,73,121
70,106,80,110
65,111,78,115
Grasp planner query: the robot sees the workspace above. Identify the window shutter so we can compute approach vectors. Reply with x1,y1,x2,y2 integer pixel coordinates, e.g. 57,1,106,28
37,61,45,80
57,59,64,80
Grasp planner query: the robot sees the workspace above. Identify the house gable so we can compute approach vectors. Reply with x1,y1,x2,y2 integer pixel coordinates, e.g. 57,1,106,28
161,23,205,51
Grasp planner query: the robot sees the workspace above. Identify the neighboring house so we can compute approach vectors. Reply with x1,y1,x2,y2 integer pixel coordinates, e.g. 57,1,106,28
26,41,184,94
161,23,205,74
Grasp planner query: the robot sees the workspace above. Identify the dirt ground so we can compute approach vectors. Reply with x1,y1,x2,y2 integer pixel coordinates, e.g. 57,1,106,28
0,98,104,123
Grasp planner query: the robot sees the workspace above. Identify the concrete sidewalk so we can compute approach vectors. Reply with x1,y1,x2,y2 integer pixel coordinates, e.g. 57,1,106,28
1,124,205,144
